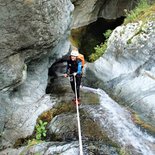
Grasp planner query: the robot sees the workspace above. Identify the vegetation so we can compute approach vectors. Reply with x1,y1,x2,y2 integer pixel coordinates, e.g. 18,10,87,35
89,43,107,62
35,120,47,140
89,29,112,62
124,0,155,24
70,26,103,61
89,0,155,62
118,147,129,155
131,112,155,135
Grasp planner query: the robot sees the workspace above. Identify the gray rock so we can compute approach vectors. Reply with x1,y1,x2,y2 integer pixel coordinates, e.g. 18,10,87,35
0,0,73,90
0,141,79,155
71,0,138,28
0,57,56,148
0,0,74,149
85,20,155,125
48,113,78,141
0,54,26,91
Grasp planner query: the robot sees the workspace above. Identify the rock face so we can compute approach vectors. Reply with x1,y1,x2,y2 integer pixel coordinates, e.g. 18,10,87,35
0,0,73,148
1,141,79,155
85,20,155,126
0,0,73,91
71,0,138,28
0,0,154,152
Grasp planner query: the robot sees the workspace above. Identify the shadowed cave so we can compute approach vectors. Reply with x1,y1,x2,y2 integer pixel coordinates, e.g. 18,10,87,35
70,17,125,61
46,16,125,94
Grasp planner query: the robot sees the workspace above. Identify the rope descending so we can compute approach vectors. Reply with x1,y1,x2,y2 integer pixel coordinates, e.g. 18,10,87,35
74,74,83,155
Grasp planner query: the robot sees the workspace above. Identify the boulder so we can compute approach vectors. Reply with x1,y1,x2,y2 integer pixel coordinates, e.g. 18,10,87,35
71,0,138,28
0,0,73,148
85,20,155,126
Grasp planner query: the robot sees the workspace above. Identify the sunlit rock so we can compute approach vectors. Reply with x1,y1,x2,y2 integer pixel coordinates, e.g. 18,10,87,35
86,20,155,126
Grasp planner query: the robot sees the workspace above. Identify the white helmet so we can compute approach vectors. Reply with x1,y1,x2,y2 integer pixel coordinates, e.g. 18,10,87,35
71,50,79,57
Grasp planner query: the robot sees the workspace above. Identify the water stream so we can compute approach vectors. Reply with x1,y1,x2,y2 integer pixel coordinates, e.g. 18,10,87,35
82,86,155,155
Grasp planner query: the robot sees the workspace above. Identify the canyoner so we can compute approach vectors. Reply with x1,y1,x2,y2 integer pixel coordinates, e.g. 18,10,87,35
64,48,85,105
64,48,84,154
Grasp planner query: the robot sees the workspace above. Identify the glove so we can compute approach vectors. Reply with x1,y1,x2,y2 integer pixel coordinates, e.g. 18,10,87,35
64,73,68,77
73,72,77,76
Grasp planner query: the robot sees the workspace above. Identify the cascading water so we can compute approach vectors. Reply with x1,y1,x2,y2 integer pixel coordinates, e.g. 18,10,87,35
82,86,155,155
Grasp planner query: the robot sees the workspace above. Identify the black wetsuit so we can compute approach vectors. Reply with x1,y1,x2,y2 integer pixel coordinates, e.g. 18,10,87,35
66,59,82,99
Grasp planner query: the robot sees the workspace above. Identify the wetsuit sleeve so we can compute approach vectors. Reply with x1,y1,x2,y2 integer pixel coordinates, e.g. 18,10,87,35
77,61,82,74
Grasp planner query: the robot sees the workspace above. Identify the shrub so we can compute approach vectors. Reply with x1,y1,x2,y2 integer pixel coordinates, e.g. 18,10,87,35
124,0,153,24
35,120,47,140
104,29,112,40
89,43,107,62
89,29,112,62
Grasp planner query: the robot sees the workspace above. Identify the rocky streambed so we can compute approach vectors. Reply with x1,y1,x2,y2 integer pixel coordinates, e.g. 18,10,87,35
2,62,155,155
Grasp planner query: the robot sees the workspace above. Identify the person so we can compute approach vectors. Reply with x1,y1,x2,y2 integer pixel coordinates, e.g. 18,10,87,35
64,49,82,104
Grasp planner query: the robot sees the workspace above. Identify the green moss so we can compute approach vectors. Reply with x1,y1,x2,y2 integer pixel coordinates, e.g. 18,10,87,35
80,110,118,148
81,91,100,105
70,27,87,48
50,102,76,117
118,147,130,155
34,153,42,155
131,112,155,135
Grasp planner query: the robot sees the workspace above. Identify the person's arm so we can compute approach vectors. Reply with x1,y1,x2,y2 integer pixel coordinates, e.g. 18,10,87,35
77,61,82,74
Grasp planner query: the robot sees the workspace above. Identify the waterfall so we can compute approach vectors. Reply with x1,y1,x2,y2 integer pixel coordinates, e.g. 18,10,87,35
82,86,155,155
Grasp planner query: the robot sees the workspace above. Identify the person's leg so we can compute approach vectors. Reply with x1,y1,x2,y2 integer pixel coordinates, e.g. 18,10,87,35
70,75,75,94
76,75,81,99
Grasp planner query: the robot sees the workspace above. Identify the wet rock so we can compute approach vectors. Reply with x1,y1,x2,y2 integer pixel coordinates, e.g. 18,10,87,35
0,141,79,155
0,140,119,155
48,113,78,141
85,20,155,126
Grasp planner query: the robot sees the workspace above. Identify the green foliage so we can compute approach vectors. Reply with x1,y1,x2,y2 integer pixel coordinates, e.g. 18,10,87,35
89,43,107,62
119,147,129,155
34,153,41,155
35,120,47,140
104,29,112,40
124,0,153,24
89,29,112,62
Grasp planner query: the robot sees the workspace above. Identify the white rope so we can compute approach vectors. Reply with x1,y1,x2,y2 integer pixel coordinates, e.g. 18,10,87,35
74,74,83,155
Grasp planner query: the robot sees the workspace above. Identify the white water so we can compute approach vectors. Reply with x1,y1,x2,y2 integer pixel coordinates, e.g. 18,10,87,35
82,86,155,155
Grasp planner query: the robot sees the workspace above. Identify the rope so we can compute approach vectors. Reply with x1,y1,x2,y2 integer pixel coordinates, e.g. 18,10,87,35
73,74,83,155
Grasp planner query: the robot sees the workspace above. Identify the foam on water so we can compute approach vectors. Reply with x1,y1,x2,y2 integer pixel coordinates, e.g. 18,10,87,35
82,86,155,155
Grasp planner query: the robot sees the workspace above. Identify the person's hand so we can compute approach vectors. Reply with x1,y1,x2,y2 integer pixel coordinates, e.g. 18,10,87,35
64,73,68,78
73,72,77,76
